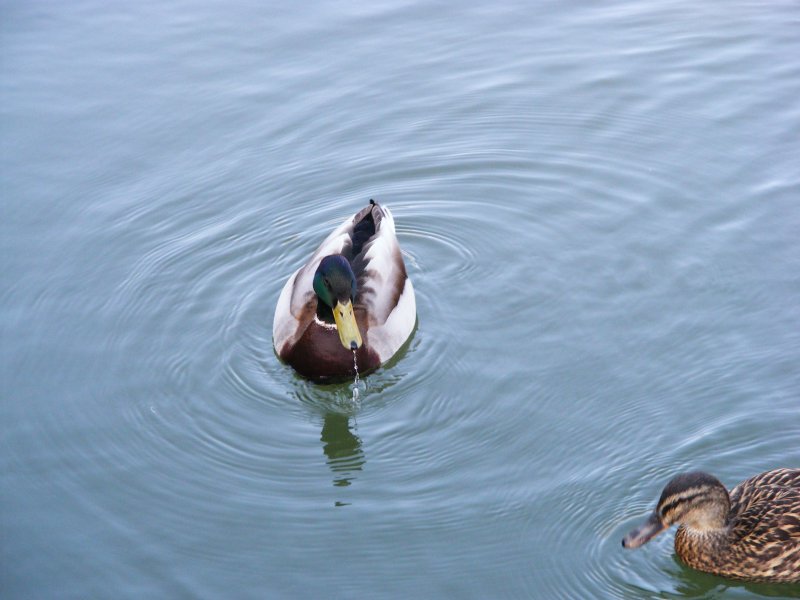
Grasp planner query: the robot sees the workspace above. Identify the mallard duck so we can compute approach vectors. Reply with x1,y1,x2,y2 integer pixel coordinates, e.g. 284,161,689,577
273,200,416,382
622,468,800,583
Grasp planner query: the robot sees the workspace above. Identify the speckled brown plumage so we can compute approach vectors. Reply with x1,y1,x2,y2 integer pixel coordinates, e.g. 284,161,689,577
624,468,800,583
675,468,800,582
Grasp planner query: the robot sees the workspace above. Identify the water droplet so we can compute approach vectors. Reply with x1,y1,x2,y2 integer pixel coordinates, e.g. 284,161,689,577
351,349,361,403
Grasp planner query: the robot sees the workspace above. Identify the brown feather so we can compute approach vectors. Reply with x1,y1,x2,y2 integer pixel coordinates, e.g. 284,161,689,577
670,468,800,583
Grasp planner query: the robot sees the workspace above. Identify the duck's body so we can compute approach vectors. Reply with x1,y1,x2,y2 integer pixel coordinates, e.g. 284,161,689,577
623,468,800,583
273,201,416,382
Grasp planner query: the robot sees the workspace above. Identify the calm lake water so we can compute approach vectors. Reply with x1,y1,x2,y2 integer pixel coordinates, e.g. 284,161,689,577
2,1,799,598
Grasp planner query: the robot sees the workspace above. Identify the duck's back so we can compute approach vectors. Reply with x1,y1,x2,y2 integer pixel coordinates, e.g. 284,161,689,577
725,468,800,582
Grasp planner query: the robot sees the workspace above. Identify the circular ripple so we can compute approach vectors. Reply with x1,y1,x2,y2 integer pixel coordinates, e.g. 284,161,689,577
13,93,789,599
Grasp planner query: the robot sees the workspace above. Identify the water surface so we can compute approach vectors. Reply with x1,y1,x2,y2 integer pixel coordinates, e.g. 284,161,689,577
2,1,799,598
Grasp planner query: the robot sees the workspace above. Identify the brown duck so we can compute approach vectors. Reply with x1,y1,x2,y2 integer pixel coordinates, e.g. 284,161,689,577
623,468,800,583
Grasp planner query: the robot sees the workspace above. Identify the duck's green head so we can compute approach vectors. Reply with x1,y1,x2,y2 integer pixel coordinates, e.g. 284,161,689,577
313,255,363,350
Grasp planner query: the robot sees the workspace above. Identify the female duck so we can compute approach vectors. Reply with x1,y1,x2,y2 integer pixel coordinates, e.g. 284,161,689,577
273,200,416,382
622,468,800,583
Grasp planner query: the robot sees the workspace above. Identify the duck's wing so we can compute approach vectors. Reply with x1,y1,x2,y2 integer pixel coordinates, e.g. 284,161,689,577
729,469,800,543
273,204,373,353
352,203,416,362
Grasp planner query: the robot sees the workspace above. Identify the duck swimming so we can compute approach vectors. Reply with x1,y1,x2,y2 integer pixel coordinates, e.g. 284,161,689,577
622,468,800,583
273,200,416,382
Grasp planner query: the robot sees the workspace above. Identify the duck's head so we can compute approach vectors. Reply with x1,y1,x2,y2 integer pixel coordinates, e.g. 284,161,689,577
313,255,363,351
622,471,730,549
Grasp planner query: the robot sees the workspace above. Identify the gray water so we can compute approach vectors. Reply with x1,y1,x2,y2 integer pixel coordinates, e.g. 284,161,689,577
2,1,799,598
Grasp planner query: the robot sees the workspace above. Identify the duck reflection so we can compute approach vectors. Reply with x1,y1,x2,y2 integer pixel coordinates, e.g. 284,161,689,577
320,412,364,488
667,555,791,598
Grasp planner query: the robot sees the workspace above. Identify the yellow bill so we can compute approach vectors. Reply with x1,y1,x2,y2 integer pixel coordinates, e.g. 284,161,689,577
333,299,362,350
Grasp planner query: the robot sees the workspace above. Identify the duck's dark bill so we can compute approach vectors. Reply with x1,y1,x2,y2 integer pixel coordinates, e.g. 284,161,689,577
622,512,665,549
333,299,362,350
